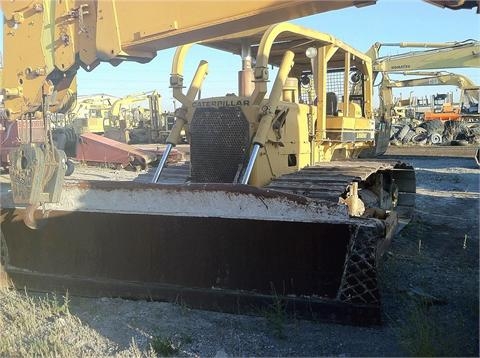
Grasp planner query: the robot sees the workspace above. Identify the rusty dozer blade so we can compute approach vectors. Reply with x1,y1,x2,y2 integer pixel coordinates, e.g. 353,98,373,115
76,132,157,169
0,177,412,325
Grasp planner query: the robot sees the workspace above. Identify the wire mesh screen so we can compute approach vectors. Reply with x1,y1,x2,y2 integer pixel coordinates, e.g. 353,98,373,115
299,70,364,107
326,71,345,103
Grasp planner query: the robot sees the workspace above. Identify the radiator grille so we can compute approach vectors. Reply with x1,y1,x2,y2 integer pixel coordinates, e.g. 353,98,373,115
190,107,249,183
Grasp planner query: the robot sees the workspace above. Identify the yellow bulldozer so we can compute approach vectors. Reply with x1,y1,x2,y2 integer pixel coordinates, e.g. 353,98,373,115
0,0,473,324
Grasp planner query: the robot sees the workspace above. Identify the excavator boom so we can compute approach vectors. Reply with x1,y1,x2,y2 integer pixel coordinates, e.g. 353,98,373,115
385,71,477,89
371,40,480,73
425,0,480,12
1,0,375,122
370,41,480,121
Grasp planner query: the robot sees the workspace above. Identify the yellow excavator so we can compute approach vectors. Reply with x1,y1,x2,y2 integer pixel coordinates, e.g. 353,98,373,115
0,0,475,324
102,90,159,142
359,39,480,156
106,91,155,129
368,40,480,122
380,71,479,122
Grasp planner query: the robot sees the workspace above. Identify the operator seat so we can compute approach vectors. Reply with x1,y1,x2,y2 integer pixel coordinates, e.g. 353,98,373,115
326,92,338,115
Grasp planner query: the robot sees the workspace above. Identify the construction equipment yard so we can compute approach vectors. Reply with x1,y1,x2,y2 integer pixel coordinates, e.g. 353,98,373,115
0,146,478,357
0,1,479,356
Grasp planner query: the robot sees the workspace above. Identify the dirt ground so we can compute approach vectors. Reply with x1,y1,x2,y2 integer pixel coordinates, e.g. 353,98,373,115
1,149,479,357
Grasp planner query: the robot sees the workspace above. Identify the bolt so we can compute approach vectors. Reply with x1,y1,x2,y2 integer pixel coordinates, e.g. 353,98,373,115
33,3,44,12
3,87,23,98
12,12,24,24
25,67,46,77
61,33,70,46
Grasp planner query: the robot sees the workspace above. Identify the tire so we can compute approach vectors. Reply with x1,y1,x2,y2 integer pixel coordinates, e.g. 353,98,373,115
65,159,75,177
429,133,442,145
390,125,403,139
402,130,416,144
415,127,427,135
451,139,469,146
471,135,480,145
422,120,445,134
455,132,469,141
469,126,480,135
412,133,428,142
396,125,411,141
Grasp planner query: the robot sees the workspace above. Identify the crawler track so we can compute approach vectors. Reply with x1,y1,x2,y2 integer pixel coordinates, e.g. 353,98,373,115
267,160,415,225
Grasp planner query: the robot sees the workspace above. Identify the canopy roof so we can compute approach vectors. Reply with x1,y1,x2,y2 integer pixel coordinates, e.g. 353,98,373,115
201,22,371,70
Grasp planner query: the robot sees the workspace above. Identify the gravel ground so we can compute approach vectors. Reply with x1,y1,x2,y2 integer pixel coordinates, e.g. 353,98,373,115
377,155,479,357
67,154,480,357
1,152,479,357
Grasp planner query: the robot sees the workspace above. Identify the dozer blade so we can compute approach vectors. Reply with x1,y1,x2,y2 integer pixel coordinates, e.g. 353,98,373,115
1,180,402,325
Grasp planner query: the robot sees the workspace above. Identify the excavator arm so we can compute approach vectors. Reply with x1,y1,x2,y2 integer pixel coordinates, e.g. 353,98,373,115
2,0,376,123
369,40,480,74
369,41,480,120
383,71,477,89
425,0,480,12
379,71,479,121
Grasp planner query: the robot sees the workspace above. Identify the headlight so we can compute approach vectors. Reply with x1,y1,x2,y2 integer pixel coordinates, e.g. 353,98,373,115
306,47,317,59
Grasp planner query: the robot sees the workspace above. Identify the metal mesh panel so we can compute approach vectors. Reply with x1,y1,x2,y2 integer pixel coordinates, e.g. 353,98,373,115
327,71,345,102
336,226,380,304
327,70,364,99
190,107,249,183
299,70,364,107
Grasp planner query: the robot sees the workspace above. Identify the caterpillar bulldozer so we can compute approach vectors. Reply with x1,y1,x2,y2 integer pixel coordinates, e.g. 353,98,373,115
67,94,116,134
2,0,473,324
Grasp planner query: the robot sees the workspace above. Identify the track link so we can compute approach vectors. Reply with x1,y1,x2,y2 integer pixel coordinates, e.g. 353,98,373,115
266,159,415,226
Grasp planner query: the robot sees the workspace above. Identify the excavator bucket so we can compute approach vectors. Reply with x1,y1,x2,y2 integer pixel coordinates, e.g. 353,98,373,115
0,160,415,325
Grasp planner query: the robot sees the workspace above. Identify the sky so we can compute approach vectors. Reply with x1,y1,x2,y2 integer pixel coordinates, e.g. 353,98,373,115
2,0,480,111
